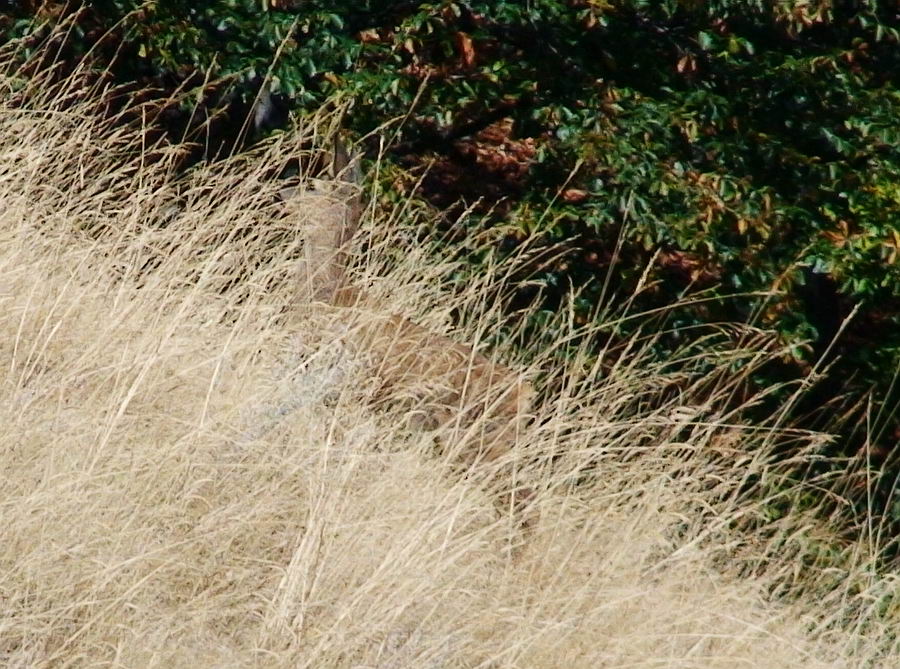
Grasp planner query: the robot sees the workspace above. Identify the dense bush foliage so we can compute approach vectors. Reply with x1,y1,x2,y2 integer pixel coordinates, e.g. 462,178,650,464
6,1,900,516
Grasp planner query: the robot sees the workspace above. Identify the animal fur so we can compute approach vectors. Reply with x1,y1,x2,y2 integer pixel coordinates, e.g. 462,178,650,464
290,138,535,510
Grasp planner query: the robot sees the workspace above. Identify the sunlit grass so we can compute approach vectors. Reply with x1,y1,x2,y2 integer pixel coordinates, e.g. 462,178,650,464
1,44,898,668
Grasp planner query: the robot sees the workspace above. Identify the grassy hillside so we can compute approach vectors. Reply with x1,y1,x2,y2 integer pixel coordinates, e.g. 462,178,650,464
1,60,899,668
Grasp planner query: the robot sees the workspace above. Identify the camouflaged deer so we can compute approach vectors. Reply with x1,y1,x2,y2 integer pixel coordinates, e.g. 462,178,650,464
290,139,534,508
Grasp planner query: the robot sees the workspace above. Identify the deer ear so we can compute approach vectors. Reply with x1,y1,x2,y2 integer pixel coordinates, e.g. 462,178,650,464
331,136,361,185
330,136,363,250
295,137,364,306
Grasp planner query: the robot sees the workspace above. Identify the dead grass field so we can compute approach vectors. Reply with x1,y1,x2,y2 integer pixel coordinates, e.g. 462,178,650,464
1,57,899,668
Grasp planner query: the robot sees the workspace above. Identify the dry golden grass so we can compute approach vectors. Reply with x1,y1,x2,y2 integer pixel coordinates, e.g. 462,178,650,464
2,55,899,668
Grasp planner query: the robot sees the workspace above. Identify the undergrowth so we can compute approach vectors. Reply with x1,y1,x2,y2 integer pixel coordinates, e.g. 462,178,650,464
1,45,899,668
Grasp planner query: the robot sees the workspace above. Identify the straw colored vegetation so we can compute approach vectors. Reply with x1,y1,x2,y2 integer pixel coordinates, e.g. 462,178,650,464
1,67,899,668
